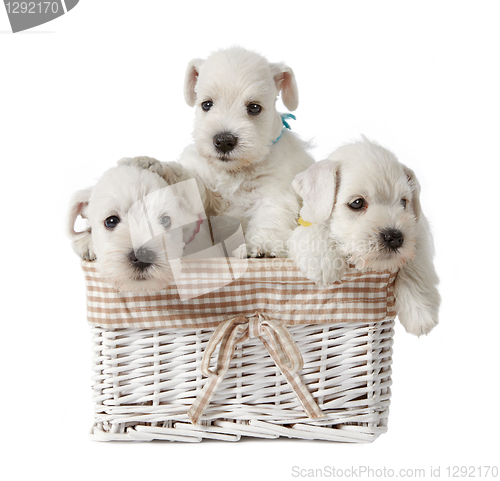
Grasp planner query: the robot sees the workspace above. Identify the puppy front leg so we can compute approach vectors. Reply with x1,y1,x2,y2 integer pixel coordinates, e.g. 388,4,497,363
395,217,441,336
243,195,299,258
118,156,209,213
288,224,346,286
118,156,166,177
244,225,289,258
118,156,188,183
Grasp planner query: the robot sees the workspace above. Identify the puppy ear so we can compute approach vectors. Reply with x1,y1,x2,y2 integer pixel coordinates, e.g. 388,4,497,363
292,160,340,222
270,62,299,111
402,164,422,220
395,211,440,336
184,58,204,107
67,187,96,260
67,188,92,238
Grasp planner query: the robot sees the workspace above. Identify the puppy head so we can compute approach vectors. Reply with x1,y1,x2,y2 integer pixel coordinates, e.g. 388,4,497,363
184,46,299,171
67,165,204,292
294,137,420,271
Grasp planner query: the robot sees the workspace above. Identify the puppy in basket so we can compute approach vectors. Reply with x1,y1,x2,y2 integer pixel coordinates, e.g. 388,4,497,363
128,47,314,258
66,159,206,292
288,137,441,336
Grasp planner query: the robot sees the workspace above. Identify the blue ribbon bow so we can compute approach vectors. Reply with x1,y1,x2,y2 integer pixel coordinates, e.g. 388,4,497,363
272,113,296,144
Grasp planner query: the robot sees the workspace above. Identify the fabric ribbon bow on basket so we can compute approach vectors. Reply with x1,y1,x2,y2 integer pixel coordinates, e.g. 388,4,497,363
188,312,325,424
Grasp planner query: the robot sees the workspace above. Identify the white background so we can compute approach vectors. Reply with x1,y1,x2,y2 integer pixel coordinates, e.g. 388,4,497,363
1,1,499,479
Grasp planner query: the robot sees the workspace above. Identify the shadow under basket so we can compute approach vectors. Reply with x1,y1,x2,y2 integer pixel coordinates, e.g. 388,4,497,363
84,258,397,443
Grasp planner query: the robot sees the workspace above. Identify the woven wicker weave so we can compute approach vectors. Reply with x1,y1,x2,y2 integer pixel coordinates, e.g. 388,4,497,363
86,259,396,443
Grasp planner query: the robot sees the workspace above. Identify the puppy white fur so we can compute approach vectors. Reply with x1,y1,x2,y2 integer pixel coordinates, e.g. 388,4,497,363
180,46,314,258
67,163,205,292
288,137,440,336
119,156,209,209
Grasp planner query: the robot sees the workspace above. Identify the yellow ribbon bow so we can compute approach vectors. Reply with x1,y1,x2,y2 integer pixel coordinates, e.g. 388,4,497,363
298,217,312,227
188,313,325,424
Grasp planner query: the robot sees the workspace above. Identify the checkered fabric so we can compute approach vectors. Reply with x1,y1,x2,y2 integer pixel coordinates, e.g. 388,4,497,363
82,258,398,329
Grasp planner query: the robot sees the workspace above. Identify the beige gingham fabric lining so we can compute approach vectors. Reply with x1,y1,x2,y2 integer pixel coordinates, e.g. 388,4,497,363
83,258,398,329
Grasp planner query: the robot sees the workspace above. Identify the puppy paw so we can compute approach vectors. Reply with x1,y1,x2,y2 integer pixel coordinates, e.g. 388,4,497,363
288,225,346,286
318,262,346,287
118,156,167,177
232,243,249,259
247,244,287,259
232,244,282,259
244,232,288,258
232,243,273,259
296,252,346,287
72,235,96,261
83,247,97,261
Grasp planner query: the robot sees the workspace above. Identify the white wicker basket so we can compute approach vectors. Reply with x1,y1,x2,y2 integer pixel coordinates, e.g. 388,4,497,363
84,258,397,443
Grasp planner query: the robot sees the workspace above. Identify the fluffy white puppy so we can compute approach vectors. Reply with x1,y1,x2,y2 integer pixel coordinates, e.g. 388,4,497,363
67,163,205,292
288,137,440,336
180,46,314,258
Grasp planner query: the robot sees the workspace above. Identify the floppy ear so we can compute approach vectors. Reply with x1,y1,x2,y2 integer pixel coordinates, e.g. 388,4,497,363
67,187,95,260
395,167,440,336
270,62,299,111
67,188,92,238
292,160,340,222
183,58,204,107
402,164,422,220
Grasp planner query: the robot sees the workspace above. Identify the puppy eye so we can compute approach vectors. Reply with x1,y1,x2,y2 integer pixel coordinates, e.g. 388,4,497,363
401,198,407,209
247,103,262,116
201,101,213,112
104,215,120,229
160,215,171,229
348,198,366,210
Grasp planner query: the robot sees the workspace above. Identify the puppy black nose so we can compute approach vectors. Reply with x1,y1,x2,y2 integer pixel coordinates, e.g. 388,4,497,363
129,247,156,270
381,229,404,250
213,132,238,153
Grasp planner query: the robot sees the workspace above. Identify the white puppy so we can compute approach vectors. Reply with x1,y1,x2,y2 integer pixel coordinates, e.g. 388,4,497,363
288,137,440,336
67,163,205,292
180,46,314,258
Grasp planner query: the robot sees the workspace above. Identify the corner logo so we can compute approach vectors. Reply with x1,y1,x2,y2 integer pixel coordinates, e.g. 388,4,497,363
3,0,78,33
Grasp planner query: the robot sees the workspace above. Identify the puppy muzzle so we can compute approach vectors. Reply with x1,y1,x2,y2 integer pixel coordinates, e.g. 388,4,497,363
213,132,238,155
129,247,156,271
380,229,404,251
